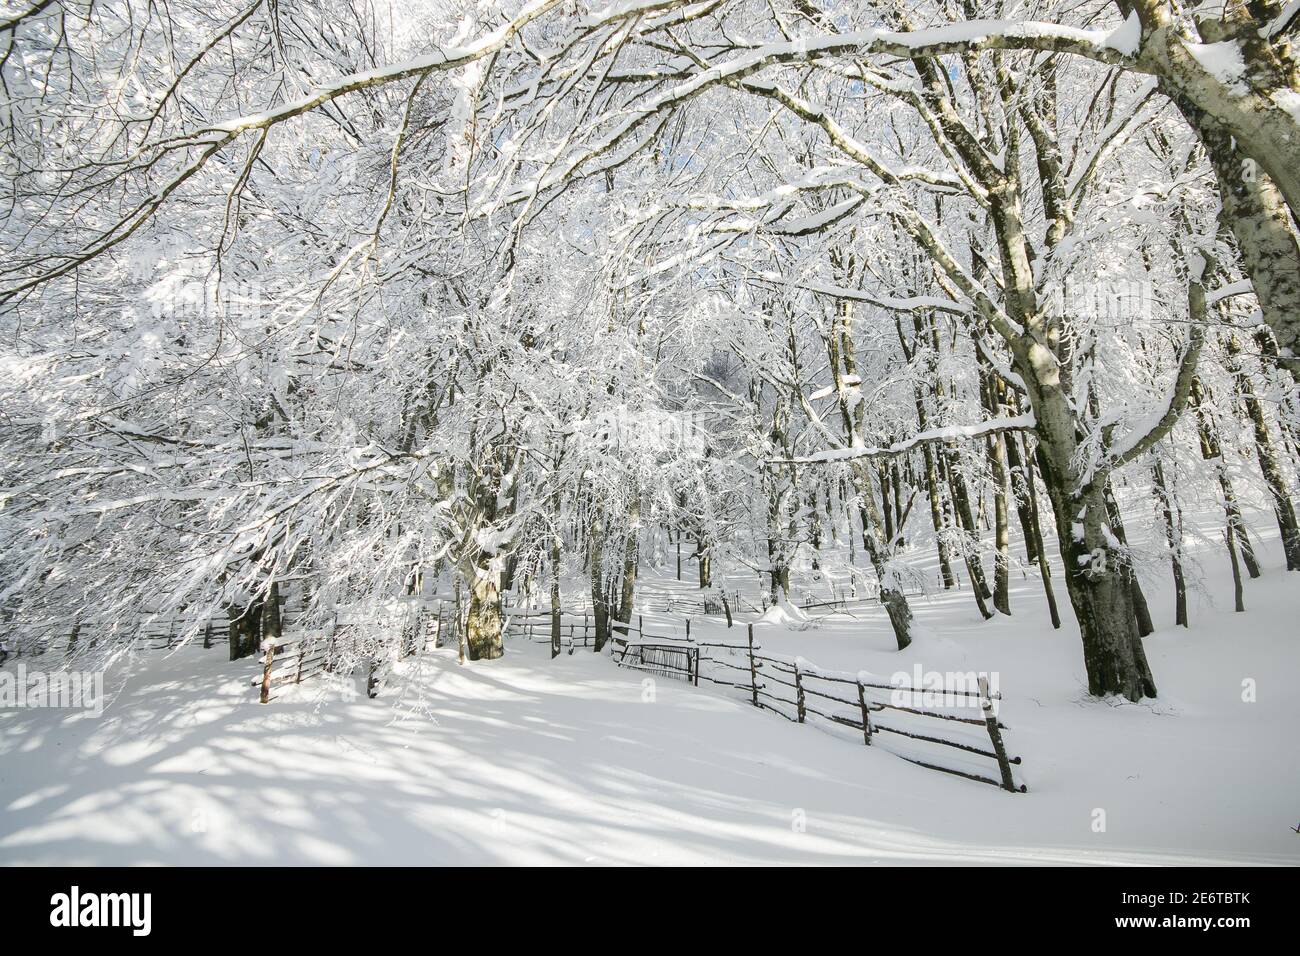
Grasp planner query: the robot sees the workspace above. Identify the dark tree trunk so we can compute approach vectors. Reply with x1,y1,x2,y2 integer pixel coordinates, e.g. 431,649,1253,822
1193,378,1262,578
1004,425,1039,563
945,446,993,603
1022,435,1061,629
1226,337,1300,570
1151,461,1188,628
614,504,639,635
1227,528,1246,613
590,509,610,652
1103,484,1155,638
1037,451,1157,701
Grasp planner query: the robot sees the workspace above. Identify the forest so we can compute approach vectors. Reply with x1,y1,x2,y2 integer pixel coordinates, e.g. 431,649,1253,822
0,0,1298,867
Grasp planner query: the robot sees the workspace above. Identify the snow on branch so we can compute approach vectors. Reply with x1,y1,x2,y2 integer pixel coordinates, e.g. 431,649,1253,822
2,2,1151,302
772,414,1036,466
0,0,576,299
750,272,973,315
1265,1,1300,39
1104,318,1206,473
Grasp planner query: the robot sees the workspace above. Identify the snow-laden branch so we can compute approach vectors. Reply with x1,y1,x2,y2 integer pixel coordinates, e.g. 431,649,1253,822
1,2,1153,301
0,0,574,299
750,272,973,316
1105,304,1206,473
204,0,571,136
772,414,1036,466
1265,1,1300,39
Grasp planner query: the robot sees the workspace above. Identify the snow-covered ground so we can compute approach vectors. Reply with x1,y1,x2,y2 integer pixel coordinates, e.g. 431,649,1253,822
2,523,1297,865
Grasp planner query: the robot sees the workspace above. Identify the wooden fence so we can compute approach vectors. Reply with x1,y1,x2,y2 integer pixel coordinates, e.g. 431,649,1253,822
253,633,331,702
503,608,597,651
503,607,706,655
3,614,242,660
254,601,457,702
627,580,933,619
611,621,1025,793
191,596,1027,795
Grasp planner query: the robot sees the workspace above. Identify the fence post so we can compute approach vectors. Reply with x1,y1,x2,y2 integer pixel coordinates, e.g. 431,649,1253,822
295,643,306,684
203,622,212,650
856,680,872,746
685,618,691,642
794,663,806,723
259,641,275,704
692,648,699,687
747,623,758,707
979,676,1018,792
325,613,339,673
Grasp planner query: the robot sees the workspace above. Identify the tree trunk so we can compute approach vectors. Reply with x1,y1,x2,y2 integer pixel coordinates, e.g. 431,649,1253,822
1225,336,1300,570
829,286,914,648
944,447,994,619
227,605,244,662
980,362,1012,614
1227,527,1246,613
589,508,610,651
890,460,905,548
1103,484,1155,638
989,431,1012,616
697,541,712,589
1022,435,1061,629
1192,103,1300,380
1004,422,1039,563
614,500,639,634
1192,378,1262,577
1037,452,1157,701
550,525,562,660
262,581,282,645
854,467,914,650
1151,460,1188,628
464,564,504,661
913,385,957,588
946,446,992,600
878,461,895,546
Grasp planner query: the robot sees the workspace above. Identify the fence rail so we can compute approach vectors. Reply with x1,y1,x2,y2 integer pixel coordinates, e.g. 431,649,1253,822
501,602,1023,793
253,634,332,702
1,614,248,660
253,599,472,702
609,620,1025,793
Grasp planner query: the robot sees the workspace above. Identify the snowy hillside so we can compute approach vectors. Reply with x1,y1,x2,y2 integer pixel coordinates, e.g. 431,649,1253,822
3,524,1295,866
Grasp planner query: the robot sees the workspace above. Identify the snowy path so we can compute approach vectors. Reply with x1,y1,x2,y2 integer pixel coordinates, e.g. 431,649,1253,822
2,560,1298,865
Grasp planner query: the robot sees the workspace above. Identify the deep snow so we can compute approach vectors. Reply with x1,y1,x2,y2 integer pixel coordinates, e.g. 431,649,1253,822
1,533,1297,864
